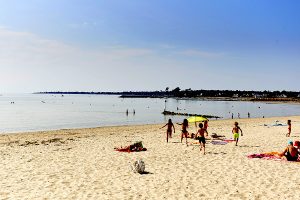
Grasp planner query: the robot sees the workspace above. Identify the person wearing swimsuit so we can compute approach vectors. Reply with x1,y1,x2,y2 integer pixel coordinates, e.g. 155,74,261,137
232,122,243,146
204,120,208,131
196,123,208,155
281,141,298,161
177,119,189,146
286,120,291,137
160,119,175,143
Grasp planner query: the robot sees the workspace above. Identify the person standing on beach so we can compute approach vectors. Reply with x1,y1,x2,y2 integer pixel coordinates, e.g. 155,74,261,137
160,119,175,143
204,120,208,131
231,113,234,119
177,119,189,146
238,113,240,119
232,122,243,146
286,120,292,137
196,123,208,155
248,112,250,118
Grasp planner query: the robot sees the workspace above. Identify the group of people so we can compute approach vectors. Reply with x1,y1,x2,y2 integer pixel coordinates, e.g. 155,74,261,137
280,119,299,161
161,118,298,161
160,118,243,155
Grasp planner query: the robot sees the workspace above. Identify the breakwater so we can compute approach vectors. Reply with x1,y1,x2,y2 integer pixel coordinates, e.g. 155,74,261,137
162,110,221,119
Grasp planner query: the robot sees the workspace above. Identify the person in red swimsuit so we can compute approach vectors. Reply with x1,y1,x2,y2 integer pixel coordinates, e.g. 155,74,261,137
203,120,208,131
160,119,175,143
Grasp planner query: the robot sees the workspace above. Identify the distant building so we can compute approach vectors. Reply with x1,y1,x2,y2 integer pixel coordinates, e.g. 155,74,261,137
233,94,239,98
277,94,287,98
254,94,267,98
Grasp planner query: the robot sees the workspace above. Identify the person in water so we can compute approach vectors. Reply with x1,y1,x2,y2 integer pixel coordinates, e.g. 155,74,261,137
196,123,208,155
160,119,175,143
232,122,243,146
177,119,189,146
280,140,299,161
286,120,291,137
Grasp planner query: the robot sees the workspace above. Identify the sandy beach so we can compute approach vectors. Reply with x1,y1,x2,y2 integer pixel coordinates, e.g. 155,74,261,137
1,116,300,199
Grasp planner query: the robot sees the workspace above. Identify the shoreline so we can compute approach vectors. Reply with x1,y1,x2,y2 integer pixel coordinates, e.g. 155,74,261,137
1,115,299,137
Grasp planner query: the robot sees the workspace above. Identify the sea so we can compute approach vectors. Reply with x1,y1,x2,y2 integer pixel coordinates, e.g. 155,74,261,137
1,93,300,133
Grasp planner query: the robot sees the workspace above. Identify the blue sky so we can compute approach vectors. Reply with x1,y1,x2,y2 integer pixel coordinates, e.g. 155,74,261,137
0,0,299,93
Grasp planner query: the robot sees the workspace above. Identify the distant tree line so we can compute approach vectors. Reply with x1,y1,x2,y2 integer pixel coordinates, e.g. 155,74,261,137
164,87,300,98
35,88,300,99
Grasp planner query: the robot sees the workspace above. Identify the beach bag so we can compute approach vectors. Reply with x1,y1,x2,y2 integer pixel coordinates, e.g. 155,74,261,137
294,141,300,148
131,159,145,174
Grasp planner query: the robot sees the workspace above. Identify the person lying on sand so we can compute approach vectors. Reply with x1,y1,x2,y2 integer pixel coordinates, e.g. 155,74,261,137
114,141,147,152
211,133,225,139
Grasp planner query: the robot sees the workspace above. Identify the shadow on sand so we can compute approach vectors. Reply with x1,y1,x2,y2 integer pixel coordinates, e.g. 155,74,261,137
206,152,227,155
140,171,153,175
239,145,260,148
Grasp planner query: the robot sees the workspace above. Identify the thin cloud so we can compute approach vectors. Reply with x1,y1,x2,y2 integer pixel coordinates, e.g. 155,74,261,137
68,21,99,29
179,49,225,58
0,28,155,67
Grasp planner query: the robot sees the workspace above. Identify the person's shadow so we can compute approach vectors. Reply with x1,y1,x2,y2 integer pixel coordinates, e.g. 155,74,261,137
206,152,227,155
140,171,153,175
239,145,260,148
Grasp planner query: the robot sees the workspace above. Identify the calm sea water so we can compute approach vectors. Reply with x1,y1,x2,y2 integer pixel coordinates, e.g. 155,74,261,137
1,94,300,133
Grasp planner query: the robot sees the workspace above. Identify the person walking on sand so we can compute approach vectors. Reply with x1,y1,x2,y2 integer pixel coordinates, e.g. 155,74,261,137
196,123,208,155
160,119,175,143
177,119,189,146
232,122,243,146
286,120,292,137
231,113,234,119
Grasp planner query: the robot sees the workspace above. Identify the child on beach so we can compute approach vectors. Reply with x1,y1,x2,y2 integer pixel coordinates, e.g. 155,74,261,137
160,119,175,143
204,120,208,131
232,122,243,146
196,123,208,155
177,119,189,145
286,120,291,137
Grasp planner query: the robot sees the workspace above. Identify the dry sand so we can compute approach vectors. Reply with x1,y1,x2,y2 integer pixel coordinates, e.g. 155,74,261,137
1,116,300,199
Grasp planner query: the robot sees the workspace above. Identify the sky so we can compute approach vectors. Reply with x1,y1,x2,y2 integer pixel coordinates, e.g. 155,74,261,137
0,0,299,93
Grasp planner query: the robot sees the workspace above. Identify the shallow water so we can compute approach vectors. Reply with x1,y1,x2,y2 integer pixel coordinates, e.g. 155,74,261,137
0,94,300,133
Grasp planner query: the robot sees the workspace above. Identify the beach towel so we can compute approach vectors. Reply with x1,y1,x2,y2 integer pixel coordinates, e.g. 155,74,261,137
222,139,235,142
247,152,282,161
115,141,147,153
263,121,287,127
247,152,300,162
